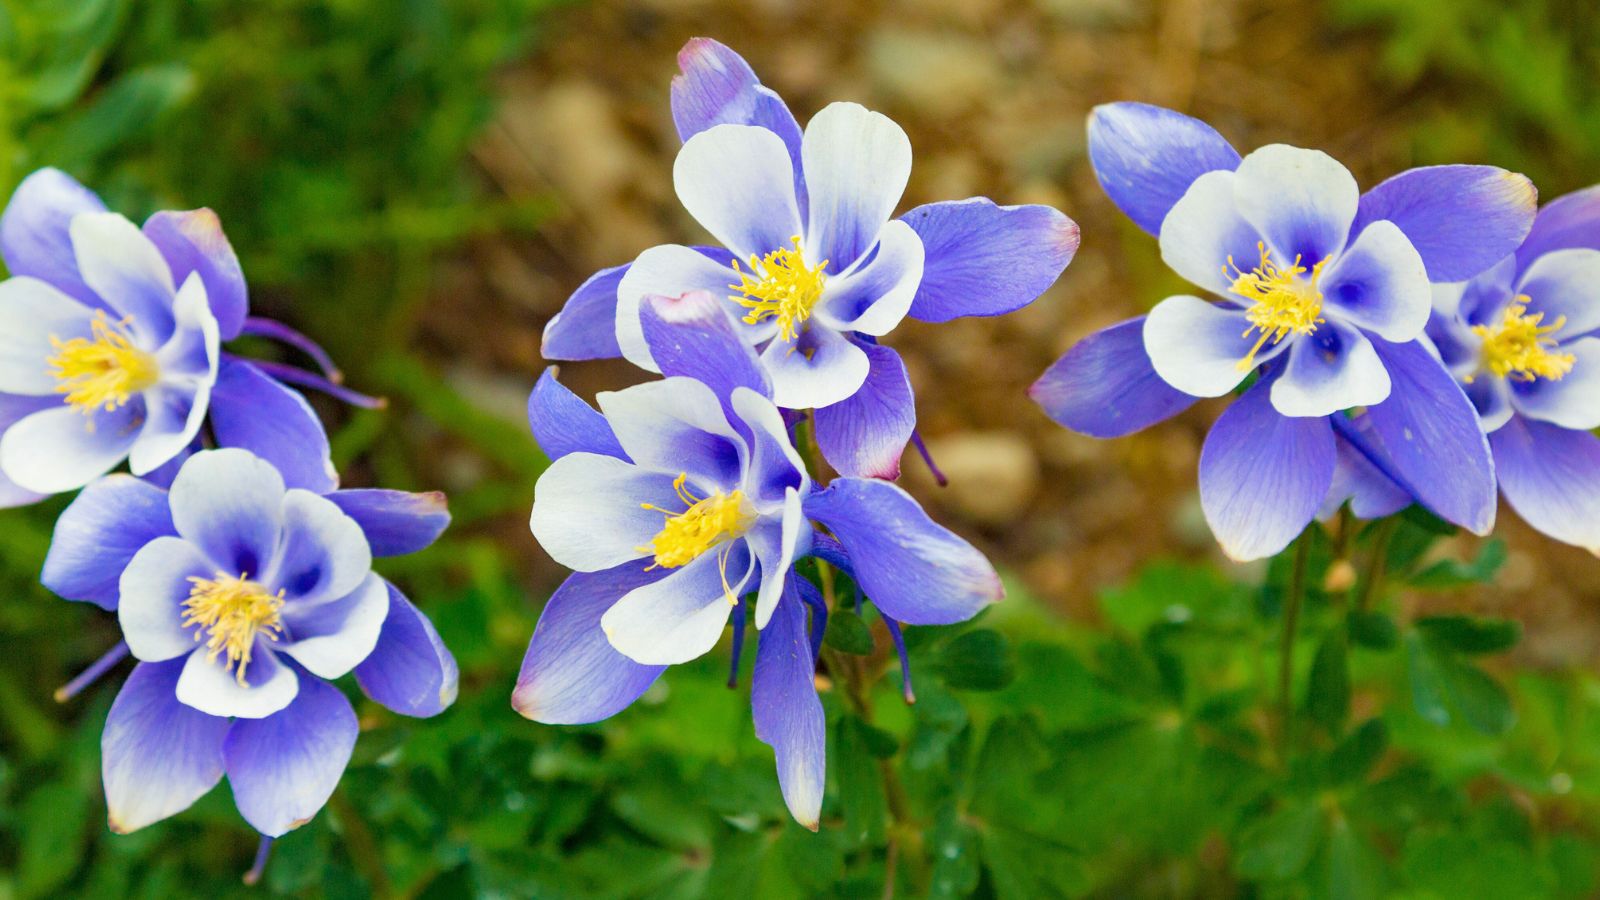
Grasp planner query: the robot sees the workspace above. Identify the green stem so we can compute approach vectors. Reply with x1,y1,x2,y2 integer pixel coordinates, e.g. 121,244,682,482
1354,517,1399,613
1276,534,1311,765
329,789,392,898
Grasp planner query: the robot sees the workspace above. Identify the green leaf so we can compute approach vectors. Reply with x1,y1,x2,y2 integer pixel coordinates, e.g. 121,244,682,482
1327,719,1387,785
926,812,981,899
1234,800,1326,882
1406,634,1516,735
1348,611,1399,650
931,629,1016,692
834,715,887,846
1323,818,1388,900
18,781,89,895
1306,626,1351,734
824,608,874,655
1415,614,1521,655
1409,539,1507,588
38,63,195,168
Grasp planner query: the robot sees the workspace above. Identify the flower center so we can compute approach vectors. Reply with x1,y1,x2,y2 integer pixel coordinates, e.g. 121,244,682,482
182,572,285,684
1469,297,1574,383
1225,243,1328,372
637,473,755,606
729,236,829,343
48,312,159,414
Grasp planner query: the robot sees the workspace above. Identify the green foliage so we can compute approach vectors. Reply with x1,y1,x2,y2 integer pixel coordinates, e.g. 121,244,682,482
1326,0,1600,192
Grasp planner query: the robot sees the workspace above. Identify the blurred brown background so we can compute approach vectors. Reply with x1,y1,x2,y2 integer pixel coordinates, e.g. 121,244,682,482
424,0,1599,664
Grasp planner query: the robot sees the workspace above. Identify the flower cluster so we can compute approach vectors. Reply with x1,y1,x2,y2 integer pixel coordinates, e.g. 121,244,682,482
517,39,1071,828
7,173,458,872
1030,102,1564,560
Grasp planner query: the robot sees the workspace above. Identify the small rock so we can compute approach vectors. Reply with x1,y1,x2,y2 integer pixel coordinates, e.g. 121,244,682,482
917,431,1040,525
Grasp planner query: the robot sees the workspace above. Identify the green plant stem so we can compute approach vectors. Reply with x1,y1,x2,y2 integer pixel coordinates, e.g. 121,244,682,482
329,788,392,898
1355,517,1399,613
1276,534,1311,766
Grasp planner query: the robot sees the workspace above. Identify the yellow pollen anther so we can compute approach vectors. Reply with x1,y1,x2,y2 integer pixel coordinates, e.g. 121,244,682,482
1470,297,1575,383
48,312,159,414
1225,243,1329,372
729,236,829,343
637,474,755,605
181,573,285,684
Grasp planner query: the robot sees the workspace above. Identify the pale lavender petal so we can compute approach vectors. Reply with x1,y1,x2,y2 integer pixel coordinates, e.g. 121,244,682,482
168,448,286,577
1491,415,1600,552
1320,220,1431,342
752,578,825,830
814,341,915,479
102,659,229,834
0,402,140,495
0,168,109,308
1270,320,1391,418
1514,248,1600,339
354,581,458,717
760,324,871,410
1232,144,1359,268
208,358,337,493
1030,317,1197,437
143,209,249,339
1158,169,1267,296
1198,377,1335,561
1507,337,1600,430
44,474,176,609
814,219,923,336
279,573,387,679
69,213,177,347
1361,338,1497,534
223,674,357,836
801,102,912,268
264,489,371,605
511,561,667,724
1517,185,1600,270
675,123,804,262
595,377,745,490
176,644,298,719
0,275,95,394
1352,165,1538,282
599,543,752,665
640,290,771,407
326,489,450,557
615,243,747,372
118,536,213,661
803,477,1001,625
1086,102,1241,236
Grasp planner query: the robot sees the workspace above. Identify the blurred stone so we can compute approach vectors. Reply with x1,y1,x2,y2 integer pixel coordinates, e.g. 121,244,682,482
919,431,1040,525
867,30,1002,115
1034,0,1147,28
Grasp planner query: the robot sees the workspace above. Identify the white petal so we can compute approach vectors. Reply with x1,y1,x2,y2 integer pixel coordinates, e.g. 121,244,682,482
615,244,765,371
815,219,923,336
530,452,684,572
1320,220,1431,342
118,536,214,661
595,377,747,489
1515,248,1600,338
1158,170,1265,296
674,124,804,262
1271,321,1391,418
1232,144,1359,267
0,403,138,494
175,646,298,719
1142,295,1277,397
0,276,95,395
279,573,389,679
600,546,752,665
801,102,912,268
760,324,871,409
70,212,177,346
1508,336,1600,430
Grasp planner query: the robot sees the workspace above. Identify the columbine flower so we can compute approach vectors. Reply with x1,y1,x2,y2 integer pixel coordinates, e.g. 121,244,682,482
516,290,1002,828
1031,102,1537,560
42,449,456,837
1422,186,1600,550
0,168,378,505
541,38,1078,479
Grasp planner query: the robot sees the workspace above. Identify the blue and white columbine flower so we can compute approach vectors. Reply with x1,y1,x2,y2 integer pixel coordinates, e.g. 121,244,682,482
42,449,456,837
1031,102,1537,560
542,38,1078,480
0,168,374,505
516,290,1001,828
1425,186,1600,551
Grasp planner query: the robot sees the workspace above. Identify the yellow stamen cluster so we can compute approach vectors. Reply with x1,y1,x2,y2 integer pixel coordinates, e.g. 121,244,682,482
48,313,159,414
729,236,829,343
1470,298,1575,383
637,473,755,605
1226,242,1329,372
182,573,285,684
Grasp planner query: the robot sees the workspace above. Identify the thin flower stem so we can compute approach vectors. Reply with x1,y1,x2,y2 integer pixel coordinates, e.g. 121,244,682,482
1355,517,1399,614
329,789,392,898
242,835,274,886
1276,533,1311,766
54,641,129,702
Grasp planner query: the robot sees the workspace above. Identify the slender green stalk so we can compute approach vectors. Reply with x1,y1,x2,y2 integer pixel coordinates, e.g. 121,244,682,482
1355,517,1400,613
1276,534,1311,765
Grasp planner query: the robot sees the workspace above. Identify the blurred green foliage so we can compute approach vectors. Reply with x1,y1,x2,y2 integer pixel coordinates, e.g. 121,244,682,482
1328,0,1600,194
1,1,1599,898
